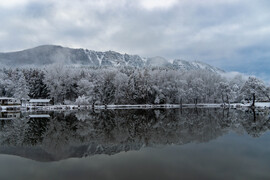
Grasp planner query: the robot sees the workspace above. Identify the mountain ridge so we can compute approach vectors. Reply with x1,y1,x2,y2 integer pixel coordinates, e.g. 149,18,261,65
0,45,225,73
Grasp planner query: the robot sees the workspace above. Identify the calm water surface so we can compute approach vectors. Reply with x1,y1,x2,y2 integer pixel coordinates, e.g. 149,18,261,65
0,108,270,180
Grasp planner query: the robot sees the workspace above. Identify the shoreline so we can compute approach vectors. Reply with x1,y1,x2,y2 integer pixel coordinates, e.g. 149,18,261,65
1,102,270,111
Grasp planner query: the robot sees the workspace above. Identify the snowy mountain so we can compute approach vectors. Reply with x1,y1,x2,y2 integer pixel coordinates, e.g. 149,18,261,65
0,45,224,73
146,56,173,68
173,59,225,73
0,45,145,67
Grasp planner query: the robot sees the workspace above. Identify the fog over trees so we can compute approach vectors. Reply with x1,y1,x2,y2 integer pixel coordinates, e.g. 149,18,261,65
0,66,269,105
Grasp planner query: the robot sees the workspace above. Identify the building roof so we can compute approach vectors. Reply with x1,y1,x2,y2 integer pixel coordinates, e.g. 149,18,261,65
0,97,18,100
29,99,51,103
0,118,17,120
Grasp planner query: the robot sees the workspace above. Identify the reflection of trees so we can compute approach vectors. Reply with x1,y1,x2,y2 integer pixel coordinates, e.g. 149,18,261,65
42,114,76,152
0,118,28,146
239,109,270,137
0,108,269,161
24,118,50,145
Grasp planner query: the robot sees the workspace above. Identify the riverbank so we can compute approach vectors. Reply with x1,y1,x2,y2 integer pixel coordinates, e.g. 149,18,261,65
1,102,270,111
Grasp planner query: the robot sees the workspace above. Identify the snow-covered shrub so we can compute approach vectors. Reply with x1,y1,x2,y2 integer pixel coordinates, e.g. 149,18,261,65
64,100,73,105
75,95,90,105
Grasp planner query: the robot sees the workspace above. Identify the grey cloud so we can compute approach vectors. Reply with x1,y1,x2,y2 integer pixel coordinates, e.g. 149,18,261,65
23,2,53,18
0,0,270,80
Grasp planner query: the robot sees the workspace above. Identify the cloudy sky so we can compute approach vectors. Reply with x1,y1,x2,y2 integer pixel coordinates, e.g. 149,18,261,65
0,0,270,81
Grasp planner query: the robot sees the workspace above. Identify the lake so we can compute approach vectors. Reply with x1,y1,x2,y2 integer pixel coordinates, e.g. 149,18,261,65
0,108,270,180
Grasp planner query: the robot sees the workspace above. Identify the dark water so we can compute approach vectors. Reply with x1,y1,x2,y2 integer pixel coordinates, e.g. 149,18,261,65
0,108,270,180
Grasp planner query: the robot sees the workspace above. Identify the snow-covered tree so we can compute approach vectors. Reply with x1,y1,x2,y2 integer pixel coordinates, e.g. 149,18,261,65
75,95,90,105
231,84,240,103
100,70,116,104
240,77,269,106
113,72,129,104
13,71,30,99
188,78,205,105
44,65,79,103
217,82,231,104
0,70,7,96
25,69,49,98
0,66,268,106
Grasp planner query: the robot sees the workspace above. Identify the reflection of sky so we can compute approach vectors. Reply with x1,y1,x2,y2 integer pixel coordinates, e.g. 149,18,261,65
1,132,270,180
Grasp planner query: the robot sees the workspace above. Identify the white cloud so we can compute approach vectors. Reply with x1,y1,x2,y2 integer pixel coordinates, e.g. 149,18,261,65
0,0,270,80
138,0,178,10
0,0,35,7
0,31,7,38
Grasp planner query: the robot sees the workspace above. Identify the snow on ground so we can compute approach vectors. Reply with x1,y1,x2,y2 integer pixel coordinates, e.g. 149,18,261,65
254,102,270,107
1,102,270,111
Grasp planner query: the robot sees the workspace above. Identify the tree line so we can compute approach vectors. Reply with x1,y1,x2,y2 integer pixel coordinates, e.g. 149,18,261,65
0,65,269,105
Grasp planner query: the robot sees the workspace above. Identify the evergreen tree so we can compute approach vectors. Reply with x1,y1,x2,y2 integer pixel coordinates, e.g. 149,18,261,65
13,71,30,99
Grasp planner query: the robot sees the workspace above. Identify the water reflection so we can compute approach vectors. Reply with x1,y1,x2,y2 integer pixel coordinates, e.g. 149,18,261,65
0,109,270,161
0,108,269,162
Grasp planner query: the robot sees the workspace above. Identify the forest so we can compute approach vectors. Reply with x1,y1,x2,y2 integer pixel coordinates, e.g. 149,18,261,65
0,65,269,105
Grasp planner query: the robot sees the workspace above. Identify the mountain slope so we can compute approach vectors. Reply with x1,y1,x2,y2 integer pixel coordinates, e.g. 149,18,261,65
173,59,225,73
0,45,145,67
0,45,224,73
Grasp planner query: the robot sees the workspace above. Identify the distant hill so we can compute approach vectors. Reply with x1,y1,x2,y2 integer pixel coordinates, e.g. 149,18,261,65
0,45,225,73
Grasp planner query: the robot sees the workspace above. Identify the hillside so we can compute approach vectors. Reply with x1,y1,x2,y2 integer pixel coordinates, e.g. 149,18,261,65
0,45,224,73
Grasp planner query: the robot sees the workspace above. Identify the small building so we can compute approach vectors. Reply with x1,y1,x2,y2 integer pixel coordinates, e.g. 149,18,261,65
0,97,21,106
29,99,52,106
0,111,21,120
